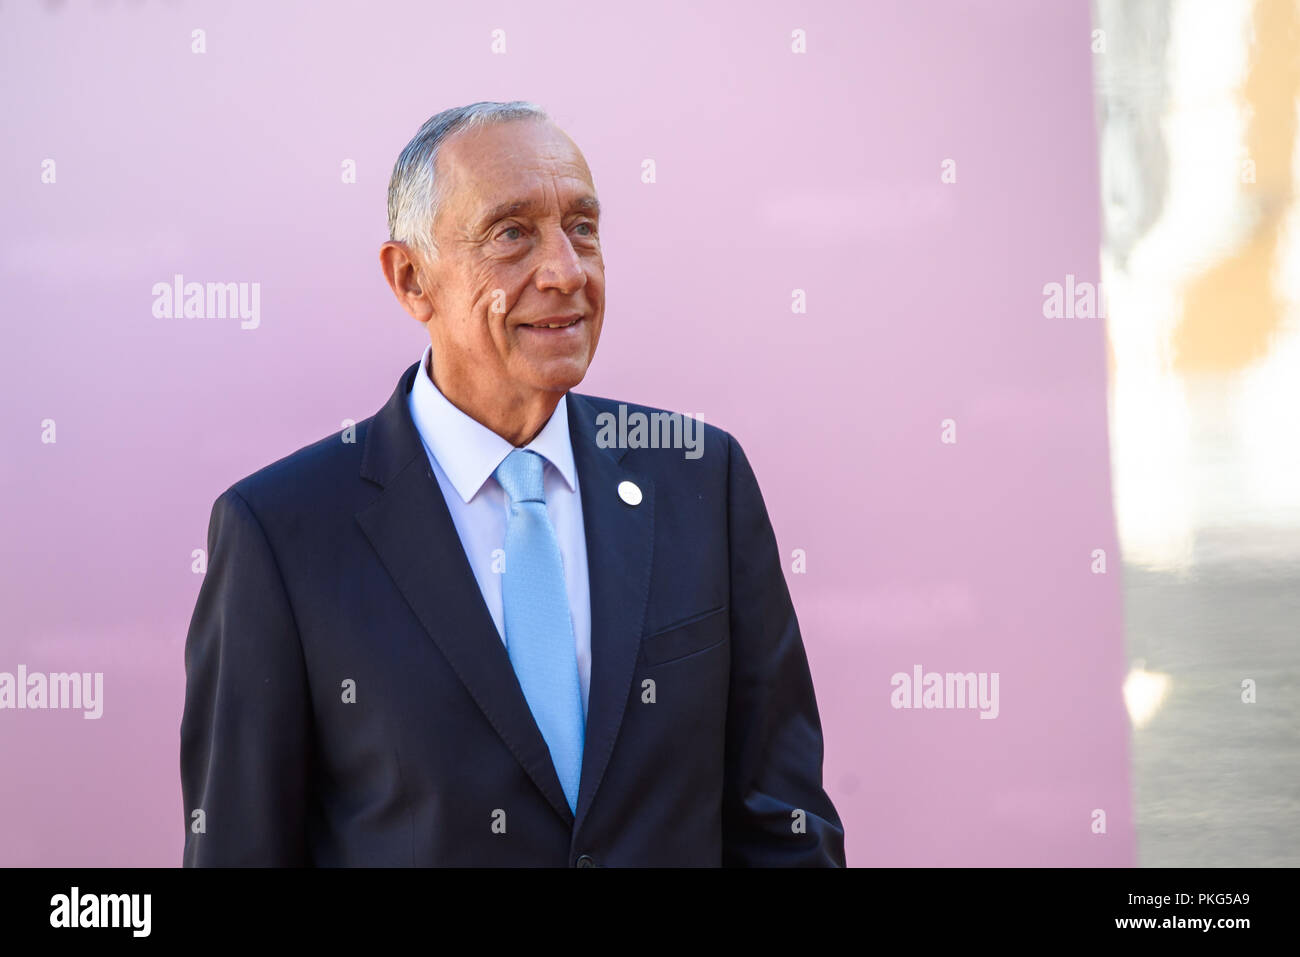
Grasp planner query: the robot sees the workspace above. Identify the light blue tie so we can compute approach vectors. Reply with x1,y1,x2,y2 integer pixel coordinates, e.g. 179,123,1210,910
494,448,585,814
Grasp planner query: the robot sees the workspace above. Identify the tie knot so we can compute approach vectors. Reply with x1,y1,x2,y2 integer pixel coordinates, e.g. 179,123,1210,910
494,448,546,504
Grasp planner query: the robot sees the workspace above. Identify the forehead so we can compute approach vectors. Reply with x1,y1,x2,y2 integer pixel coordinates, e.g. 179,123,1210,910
435,119,595,220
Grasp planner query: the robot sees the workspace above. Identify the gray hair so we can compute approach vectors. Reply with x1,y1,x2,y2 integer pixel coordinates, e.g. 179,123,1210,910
386,100,550,258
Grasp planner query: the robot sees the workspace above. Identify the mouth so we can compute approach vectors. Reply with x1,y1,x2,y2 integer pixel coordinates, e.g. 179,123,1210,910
520,315,583,331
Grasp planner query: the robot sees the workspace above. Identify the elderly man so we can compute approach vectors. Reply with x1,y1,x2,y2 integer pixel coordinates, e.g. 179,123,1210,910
180,100,845,867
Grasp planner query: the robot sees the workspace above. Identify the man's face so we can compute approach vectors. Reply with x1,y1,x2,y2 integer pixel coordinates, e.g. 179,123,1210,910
418,118,604,402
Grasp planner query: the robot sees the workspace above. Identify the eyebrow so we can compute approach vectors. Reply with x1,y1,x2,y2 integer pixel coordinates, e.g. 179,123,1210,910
473,195,601,231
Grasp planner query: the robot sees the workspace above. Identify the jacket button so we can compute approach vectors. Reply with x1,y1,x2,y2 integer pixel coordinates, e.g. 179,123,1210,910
574,854,596,868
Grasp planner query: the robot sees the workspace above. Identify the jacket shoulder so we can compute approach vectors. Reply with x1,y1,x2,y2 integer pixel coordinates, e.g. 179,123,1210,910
221,417,376,513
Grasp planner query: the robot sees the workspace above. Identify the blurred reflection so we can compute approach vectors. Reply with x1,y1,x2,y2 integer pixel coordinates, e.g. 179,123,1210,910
1096,0,1300,866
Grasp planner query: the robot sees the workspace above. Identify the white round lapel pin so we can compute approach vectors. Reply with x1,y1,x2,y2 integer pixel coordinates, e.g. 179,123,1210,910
617,480,642,506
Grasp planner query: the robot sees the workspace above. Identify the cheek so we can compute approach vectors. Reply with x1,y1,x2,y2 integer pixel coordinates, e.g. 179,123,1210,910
469,269,521,327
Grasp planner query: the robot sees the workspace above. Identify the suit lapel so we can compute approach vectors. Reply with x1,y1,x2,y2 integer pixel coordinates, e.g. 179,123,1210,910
354,361,575,826
566,393,655,832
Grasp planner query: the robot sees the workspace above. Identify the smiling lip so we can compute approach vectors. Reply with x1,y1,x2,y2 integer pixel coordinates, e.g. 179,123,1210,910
520,315,582,329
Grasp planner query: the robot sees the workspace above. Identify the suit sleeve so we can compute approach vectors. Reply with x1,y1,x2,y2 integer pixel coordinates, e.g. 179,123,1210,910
180,487,314,866
721,433,846,866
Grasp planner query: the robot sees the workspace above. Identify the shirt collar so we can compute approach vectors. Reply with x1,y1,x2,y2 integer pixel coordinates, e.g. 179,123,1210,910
408,343,577,504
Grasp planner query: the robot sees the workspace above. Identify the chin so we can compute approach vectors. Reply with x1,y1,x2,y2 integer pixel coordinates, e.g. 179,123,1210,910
541,373,586,395
525,359,592,395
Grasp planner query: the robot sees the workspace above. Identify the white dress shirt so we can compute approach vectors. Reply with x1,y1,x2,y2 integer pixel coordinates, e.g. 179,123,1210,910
406,344,592,718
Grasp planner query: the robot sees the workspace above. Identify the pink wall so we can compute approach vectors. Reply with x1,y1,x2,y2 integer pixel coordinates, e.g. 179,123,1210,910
0,0,1131,866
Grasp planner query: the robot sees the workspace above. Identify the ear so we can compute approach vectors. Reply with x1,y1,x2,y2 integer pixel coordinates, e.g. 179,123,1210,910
379,241,435,324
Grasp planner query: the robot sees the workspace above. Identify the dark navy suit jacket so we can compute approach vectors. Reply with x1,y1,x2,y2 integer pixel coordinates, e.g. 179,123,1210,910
180,360,845,866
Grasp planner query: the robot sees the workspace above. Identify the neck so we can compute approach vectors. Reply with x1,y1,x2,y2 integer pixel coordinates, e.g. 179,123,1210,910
426,352,561,447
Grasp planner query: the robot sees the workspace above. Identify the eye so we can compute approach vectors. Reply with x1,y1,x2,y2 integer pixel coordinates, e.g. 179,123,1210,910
573,222,595,237
500,226,523,241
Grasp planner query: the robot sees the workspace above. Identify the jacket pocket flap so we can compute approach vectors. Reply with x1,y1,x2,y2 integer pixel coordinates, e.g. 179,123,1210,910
639,605,728,665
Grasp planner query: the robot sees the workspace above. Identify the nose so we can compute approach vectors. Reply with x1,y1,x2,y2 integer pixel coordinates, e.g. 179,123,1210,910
534,225,587,295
